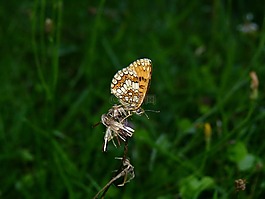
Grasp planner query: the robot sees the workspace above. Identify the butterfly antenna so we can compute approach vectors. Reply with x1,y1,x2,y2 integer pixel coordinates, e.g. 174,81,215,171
145,109,160,113
142,109,160,119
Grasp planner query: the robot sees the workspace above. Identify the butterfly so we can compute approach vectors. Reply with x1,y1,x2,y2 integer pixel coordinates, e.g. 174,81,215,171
101,58,152,151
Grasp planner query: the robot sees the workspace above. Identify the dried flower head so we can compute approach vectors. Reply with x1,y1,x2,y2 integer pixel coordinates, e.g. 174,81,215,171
101,105,134,152
235,178,247,192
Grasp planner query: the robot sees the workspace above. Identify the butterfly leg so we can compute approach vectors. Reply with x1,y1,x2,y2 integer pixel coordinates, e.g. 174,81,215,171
120,111,132,123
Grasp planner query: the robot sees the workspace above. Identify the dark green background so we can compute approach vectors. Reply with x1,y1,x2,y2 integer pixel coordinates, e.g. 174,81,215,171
1,0,265,198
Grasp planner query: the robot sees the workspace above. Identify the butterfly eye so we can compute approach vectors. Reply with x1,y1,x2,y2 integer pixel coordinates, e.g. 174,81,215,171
135,108,144,115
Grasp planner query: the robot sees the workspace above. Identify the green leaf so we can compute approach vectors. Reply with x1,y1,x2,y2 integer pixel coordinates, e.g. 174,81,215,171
238,153,256,171
180,175,215,199
227,142,248,162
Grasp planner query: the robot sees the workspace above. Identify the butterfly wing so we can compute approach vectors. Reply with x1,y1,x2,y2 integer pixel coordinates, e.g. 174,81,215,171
111,58,152,111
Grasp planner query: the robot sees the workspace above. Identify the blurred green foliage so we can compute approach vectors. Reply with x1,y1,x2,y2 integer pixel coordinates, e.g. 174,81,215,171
0,0,265,198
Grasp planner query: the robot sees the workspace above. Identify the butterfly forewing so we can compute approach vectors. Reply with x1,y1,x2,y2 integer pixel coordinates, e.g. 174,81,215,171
111,58,152,111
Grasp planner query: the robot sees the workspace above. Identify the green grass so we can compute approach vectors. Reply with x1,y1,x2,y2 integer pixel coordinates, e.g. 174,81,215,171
0,0,265,198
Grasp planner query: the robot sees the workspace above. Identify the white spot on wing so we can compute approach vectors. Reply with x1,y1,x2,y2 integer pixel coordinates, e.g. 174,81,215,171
126,79,131,87
112,89,117,94
112,78,117,84
123,84,127,90
121,87,125,93
118,71,124,76
135,82,139,90
115,74,121,80
123,68,128,74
